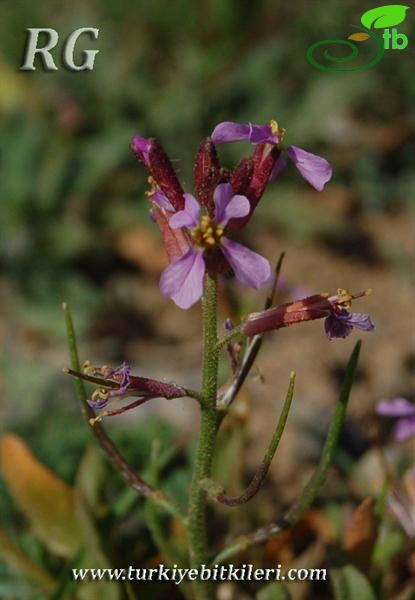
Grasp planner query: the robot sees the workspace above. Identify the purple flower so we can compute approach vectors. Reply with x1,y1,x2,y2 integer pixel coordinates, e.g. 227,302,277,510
324,307,375,341
211,120,332,191
376,397,415,441
66,361,186,417
241,288,374,340
160,183,271,309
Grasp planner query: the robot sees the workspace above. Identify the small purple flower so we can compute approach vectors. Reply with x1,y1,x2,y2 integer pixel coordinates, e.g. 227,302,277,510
65,361,187,417
324,307,375,341
241,288,374,340
323,289,375,340
376,397,415,441
160,183,271,309
212,120,332,191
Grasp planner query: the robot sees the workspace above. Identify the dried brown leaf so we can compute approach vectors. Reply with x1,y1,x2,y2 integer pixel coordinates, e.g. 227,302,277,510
345,497,378,573
0,434,82,557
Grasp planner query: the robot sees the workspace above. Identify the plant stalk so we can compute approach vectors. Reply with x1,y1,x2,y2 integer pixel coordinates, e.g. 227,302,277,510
187,274,219,600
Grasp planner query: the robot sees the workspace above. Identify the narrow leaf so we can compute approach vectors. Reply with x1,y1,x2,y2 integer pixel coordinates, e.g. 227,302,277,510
330,564,376,600
76,444,107,516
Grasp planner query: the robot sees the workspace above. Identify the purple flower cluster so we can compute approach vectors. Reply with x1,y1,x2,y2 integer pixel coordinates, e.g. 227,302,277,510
131,120,332,309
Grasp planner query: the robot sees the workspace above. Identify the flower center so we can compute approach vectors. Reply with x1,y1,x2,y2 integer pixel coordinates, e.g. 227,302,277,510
191,216,224,249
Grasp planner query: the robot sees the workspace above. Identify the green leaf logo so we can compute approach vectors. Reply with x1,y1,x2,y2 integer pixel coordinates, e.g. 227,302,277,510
361,5,409,29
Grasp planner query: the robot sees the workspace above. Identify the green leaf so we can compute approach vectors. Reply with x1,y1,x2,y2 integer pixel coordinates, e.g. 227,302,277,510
0,527,55,593
74,499,122,600
372,529,405,569
76,445,107,516
330,565,376,600
257,582,291,600
361,5,409,29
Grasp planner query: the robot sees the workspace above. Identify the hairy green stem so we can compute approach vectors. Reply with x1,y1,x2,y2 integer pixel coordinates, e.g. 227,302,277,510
187,275,219,600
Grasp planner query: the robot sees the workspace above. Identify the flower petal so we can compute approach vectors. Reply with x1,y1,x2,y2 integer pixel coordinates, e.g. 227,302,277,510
377,398,415,417
211,122,252,144
150,188,174,211
159,248,205,309
248,124,279,145
269,154,287,181
287,145,332,191
343,312,375,332
220,239,271,289
169,193,200,229
325,310,374,340
324,314,354,340
211,121,278,145
394,418,415,441
213,183,250,226
88,396,109,409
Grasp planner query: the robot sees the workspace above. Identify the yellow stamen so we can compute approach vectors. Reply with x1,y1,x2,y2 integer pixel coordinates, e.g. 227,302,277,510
91,388,109,403
270,119,279,135
83,360,94,375
191,215,224,250
336,288,353,310
145,176,158,197
89,415,105,426
270,119,286,141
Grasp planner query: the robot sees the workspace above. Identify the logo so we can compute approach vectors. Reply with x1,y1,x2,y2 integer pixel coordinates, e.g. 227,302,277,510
307,5,409,72
20,28,99,72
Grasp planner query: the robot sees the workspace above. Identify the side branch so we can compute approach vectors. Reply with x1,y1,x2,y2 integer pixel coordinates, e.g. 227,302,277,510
204,372,295,507
62,302,185,523
212,340,361,563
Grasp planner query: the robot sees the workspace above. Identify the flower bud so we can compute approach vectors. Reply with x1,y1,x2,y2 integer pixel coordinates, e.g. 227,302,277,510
194,137,225,214
229,143,281,230
148,139,185,211
151,205,191,263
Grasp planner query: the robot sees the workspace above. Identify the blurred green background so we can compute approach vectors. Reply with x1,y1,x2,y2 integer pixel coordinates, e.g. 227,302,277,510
0,1,414,598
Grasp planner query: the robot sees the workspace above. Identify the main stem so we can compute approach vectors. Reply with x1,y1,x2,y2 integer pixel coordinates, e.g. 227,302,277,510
187,274,219,600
